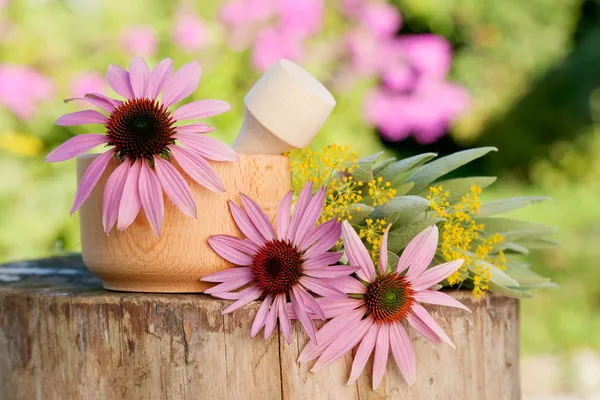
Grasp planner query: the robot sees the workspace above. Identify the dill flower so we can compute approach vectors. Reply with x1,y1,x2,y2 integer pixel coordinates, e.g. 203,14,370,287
366,176,396,206
428,184,506,298
321,176,364,223
359,218,388,261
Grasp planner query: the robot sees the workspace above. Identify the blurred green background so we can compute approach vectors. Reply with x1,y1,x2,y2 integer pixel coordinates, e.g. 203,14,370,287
1,0,599,395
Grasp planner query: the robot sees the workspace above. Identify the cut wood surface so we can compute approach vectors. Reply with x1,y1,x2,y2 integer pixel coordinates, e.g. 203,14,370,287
0,256,520,400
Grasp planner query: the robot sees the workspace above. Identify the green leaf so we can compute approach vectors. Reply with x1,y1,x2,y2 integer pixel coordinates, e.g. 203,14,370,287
387,251,400,272
347,204,375,225
504,261,552,286
478,196,551,217
379,152,437,185
387,218,444,253
515,238,560,249
488,282,534,299
393,181,415,196
416,176,497,202
373,157,396,175
468,259,520,287
407,147,498,193
352,152,384,182
495,242,530,255
373,196,430,226
476,217,558,236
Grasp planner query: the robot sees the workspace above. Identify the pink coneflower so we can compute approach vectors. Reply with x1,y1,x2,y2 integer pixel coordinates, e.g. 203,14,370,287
201,183,357,343
298,222,468,389
45,57,235,236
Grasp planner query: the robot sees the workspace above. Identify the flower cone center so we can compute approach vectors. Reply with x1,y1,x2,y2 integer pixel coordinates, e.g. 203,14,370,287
251,240,303,295
106,98,175,160
365,274,415,323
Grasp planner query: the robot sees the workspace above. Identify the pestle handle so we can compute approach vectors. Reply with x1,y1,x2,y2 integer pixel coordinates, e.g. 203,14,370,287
232,59,336,154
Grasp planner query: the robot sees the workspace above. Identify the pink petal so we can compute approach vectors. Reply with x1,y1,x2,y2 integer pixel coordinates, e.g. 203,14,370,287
207,235,254,266
146,58,173,100
410,303,455,348
153,156,197,218
106,64,134,99
172,99,231,120
102,161,130,234
129,57,150,99
204,278,253,295
298,308,365,363
287,182,313,240
56,110,108,126
64,94,119,113
175,123,216,134
298,277,345,300
117,160,142,230
316,297,363,319
276,191,293,240
201,267,252,283
413,290,470,312
341,220,375,282
161,60,201,107
347,323,379,386
410,259,464,292
210,292,242,300
302,252,343,270
291,286,317,342
293,186,326,244
311,318,372,372
207,235,259,257
399,225,438,277
277,293,292,343
70,150,114,214
175,133,238,162
321,276,366,294
45,134,109,162
263,296,279,340
406,311,442,345
239,193,276,241
372,324,390,389
302,219,341,254
222,285,262,314
169,145,225,192
138,160,165,236
227,200,267,246
294,285,325,320
304,265,359,279
390,323,416,385
251,294,272,338
379,225,391,275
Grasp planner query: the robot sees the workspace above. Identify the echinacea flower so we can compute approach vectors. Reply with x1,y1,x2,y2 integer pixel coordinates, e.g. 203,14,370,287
45,57,235,236
298,221,467,389
201,183,358,343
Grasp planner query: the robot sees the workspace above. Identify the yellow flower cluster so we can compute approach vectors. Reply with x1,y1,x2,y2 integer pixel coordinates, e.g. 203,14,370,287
359,218,388,262
366,177,397,206
322,176,363,223
427,184,506,298
287,144,357,192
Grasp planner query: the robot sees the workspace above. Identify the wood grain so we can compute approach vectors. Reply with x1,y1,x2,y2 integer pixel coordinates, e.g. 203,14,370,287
0,257,520,400
77,154,291,293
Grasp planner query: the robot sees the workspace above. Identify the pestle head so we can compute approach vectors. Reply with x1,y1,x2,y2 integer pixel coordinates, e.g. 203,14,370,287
232,59,336,154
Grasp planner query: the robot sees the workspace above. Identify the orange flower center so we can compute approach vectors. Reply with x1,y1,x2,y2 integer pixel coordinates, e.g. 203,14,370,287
365,274,415,323
251,240,303,295
106,98,175,160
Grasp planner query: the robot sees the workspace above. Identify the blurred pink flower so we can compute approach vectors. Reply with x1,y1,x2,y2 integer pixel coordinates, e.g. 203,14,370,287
220,0,275,28
366,81,470,144
382,63,414,92
398,34,452,81
70,72,106,98
346,30,387,75
252,28,303,71
339,0,365,18
361,2,402,38
0,64,54,120
119,25,158,57
172,13,209,52
277,0,323,38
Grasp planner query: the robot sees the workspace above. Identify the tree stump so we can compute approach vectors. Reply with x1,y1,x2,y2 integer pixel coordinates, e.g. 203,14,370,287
0,256,520,400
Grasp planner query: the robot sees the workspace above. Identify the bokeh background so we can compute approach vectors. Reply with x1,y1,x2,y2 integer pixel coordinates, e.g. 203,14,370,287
1,0,600,397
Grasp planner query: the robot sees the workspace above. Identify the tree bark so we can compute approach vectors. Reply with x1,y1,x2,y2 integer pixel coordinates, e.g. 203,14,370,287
0,256,520,399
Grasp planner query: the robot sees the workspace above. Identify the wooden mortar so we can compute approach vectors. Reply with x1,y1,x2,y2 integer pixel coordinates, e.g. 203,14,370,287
77,153,291,293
